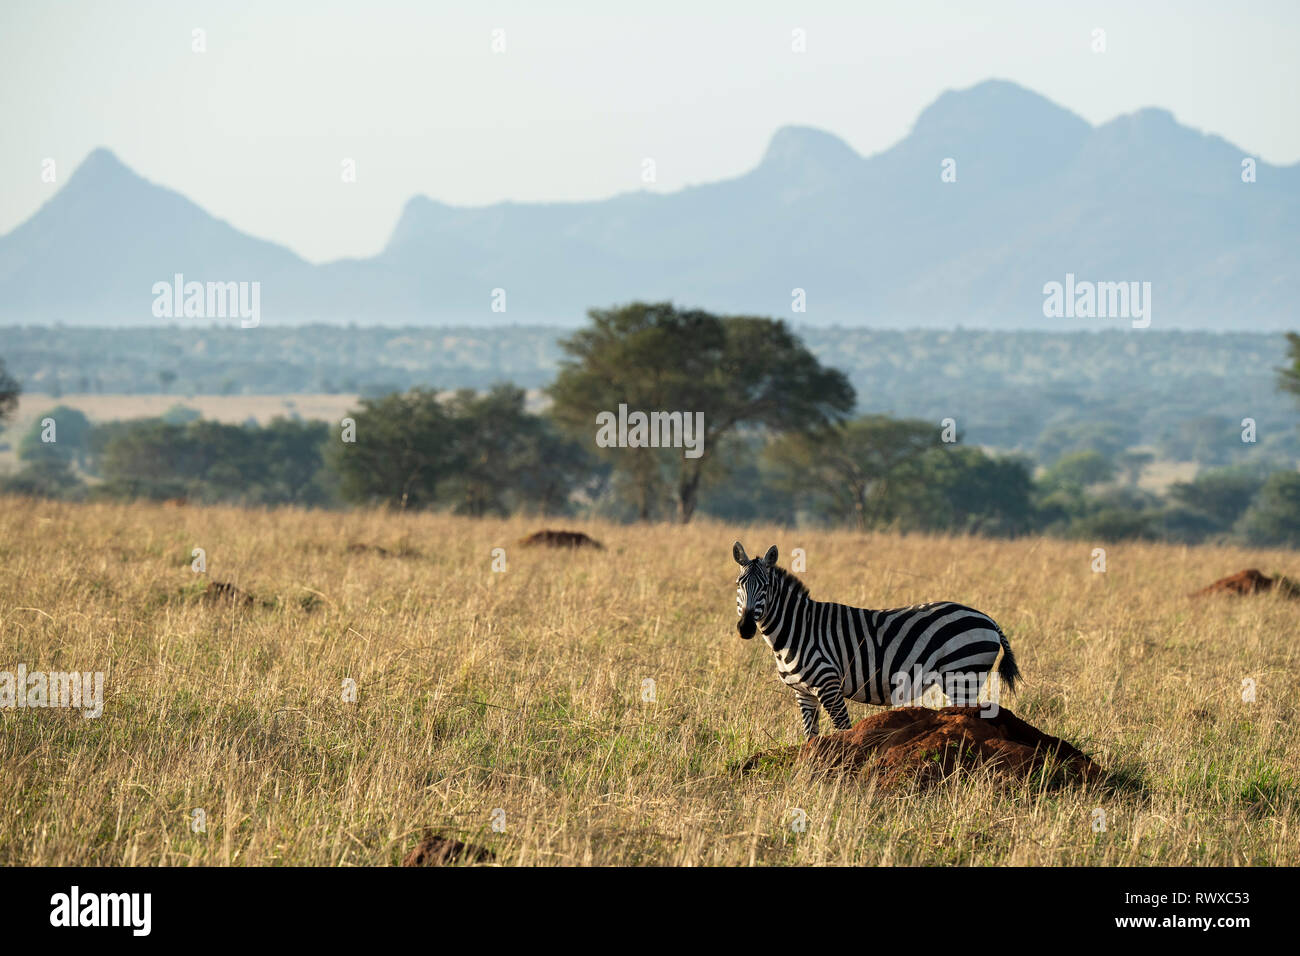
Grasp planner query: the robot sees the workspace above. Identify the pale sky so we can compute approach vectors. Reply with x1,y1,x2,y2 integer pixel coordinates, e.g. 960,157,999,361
2,0,1296,263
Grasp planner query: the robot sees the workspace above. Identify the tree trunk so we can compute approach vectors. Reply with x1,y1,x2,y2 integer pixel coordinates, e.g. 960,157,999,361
677,468,702,524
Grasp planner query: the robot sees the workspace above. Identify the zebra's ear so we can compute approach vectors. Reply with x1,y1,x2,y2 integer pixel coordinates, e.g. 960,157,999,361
732,541,748,566
763,545,778,566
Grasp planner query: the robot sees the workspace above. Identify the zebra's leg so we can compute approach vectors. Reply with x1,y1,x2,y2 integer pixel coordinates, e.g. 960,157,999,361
796,691,820,739
816,686,853,733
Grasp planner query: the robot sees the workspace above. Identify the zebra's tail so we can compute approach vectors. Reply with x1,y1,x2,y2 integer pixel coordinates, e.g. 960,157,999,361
995,625,1020,694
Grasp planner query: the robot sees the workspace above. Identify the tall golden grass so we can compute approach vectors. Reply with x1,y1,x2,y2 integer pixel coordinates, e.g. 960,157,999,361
1,496,1296,865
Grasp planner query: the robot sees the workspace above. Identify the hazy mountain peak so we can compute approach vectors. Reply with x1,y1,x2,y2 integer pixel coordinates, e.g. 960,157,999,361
70,147,135,184
384,194,462,254
913,78,1088,136
1088,105,1232,163
1128,106,1178,125
759,125,861,172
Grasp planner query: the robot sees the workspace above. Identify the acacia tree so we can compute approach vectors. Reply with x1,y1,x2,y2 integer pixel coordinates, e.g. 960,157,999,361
548,302,855,523
1257,334,1300,544
441,385,599,517
0,359,18,426
331,388,461,510
766,415,942,529
19,406,92,467
332,385,598,514
1277,332,1300,398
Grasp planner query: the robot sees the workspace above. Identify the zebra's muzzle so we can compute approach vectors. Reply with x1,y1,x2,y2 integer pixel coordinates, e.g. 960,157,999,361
737,612,757,640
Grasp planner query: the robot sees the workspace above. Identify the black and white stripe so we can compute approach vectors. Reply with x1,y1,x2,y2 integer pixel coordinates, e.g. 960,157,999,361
733,542,1020,739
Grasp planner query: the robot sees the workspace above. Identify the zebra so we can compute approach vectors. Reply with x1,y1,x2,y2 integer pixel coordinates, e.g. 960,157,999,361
733,542,1019,739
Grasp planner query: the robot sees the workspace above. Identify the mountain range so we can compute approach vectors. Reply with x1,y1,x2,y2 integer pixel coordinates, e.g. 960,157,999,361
2,79,1296,329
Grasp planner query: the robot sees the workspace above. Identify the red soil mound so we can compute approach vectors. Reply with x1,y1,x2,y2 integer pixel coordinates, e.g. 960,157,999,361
401,833,495,867
742,706,1101,789
517,529,604,550
1191,568,1300,598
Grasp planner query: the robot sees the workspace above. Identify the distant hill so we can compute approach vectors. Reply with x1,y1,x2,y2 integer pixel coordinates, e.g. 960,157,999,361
2,80,1296,329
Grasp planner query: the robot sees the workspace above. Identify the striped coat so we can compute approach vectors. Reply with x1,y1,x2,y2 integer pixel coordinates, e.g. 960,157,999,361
733,542,1019,738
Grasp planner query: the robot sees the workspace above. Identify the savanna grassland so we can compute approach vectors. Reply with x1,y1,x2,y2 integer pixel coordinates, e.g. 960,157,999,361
1,496,1297,866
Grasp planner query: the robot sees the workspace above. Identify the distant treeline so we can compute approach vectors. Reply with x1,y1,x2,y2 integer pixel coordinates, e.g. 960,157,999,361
6,396,1300,547
2,324,1298,470
4,304,1300,547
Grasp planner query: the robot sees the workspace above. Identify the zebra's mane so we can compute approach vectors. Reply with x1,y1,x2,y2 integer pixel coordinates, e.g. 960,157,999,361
769,563,810,601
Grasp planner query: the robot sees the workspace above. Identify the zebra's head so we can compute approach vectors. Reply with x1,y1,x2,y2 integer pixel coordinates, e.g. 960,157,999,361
733,541,778,639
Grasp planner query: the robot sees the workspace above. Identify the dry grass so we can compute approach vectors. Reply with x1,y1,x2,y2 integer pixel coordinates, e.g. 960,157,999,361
0,495,1296,866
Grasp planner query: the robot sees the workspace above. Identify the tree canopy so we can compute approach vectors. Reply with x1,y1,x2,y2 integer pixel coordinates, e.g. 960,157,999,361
547,302,854,522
